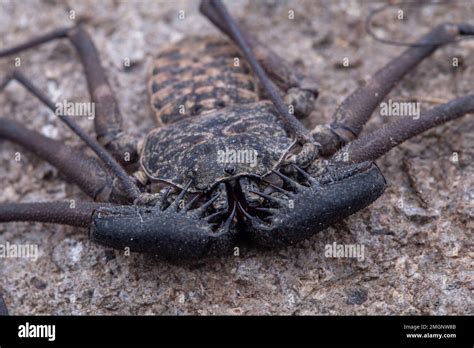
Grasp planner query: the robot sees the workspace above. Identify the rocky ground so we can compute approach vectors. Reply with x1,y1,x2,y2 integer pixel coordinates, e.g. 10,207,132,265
0,0,472,315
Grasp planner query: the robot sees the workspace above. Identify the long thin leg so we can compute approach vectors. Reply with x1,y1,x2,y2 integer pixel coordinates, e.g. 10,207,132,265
203,0,316,148
0,202,102,319
0,201,106,227
313,23,474,156
67,25,139,162
0,117,124,202
1,70,140,202
200,0,318,118
0,24,139,164
332,93,474,164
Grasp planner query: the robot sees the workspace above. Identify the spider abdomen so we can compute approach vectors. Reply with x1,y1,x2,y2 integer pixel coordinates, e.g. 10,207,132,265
148,36,259,126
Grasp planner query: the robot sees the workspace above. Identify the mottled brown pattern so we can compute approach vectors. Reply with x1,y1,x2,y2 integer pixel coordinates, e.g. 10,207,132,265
140,102,295,191
148,36,259,126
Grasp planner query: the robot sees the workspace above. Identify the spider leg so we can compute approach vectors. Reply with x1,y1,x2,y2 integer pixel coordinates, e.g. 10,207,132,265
200,0,320,170
0,23,139,165
199,0,316,147
0,200,106,316
0,117,126,203
0,201,106,227
313,23,474,156
200,0,318,119
0,197,239,260
332,93,474,164
1,70,140,202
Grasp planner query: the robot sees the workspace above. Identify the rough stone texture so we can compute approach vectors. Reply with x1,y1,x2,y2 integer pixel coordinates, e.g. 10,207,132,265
0,0,472,315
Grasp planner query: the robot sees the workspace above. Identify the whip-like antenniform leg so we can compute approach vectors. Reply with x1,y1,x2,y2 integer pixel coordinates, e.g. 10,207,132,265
0,70,140,201
332,93,474,164
0,201,104,227
313,23,474,156
0,117,125,202
0,24,139,165
200,0,316,147
200,0,319,119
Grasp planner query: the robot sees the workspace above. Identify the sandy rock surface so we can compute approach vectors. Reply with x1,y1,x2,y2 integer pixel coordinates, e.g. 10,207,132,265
0,0,472,315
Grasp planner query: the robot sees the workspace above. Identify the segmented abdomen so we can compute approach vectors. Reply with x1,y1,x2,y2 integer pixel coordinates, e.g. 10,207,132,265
148,36,259,126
